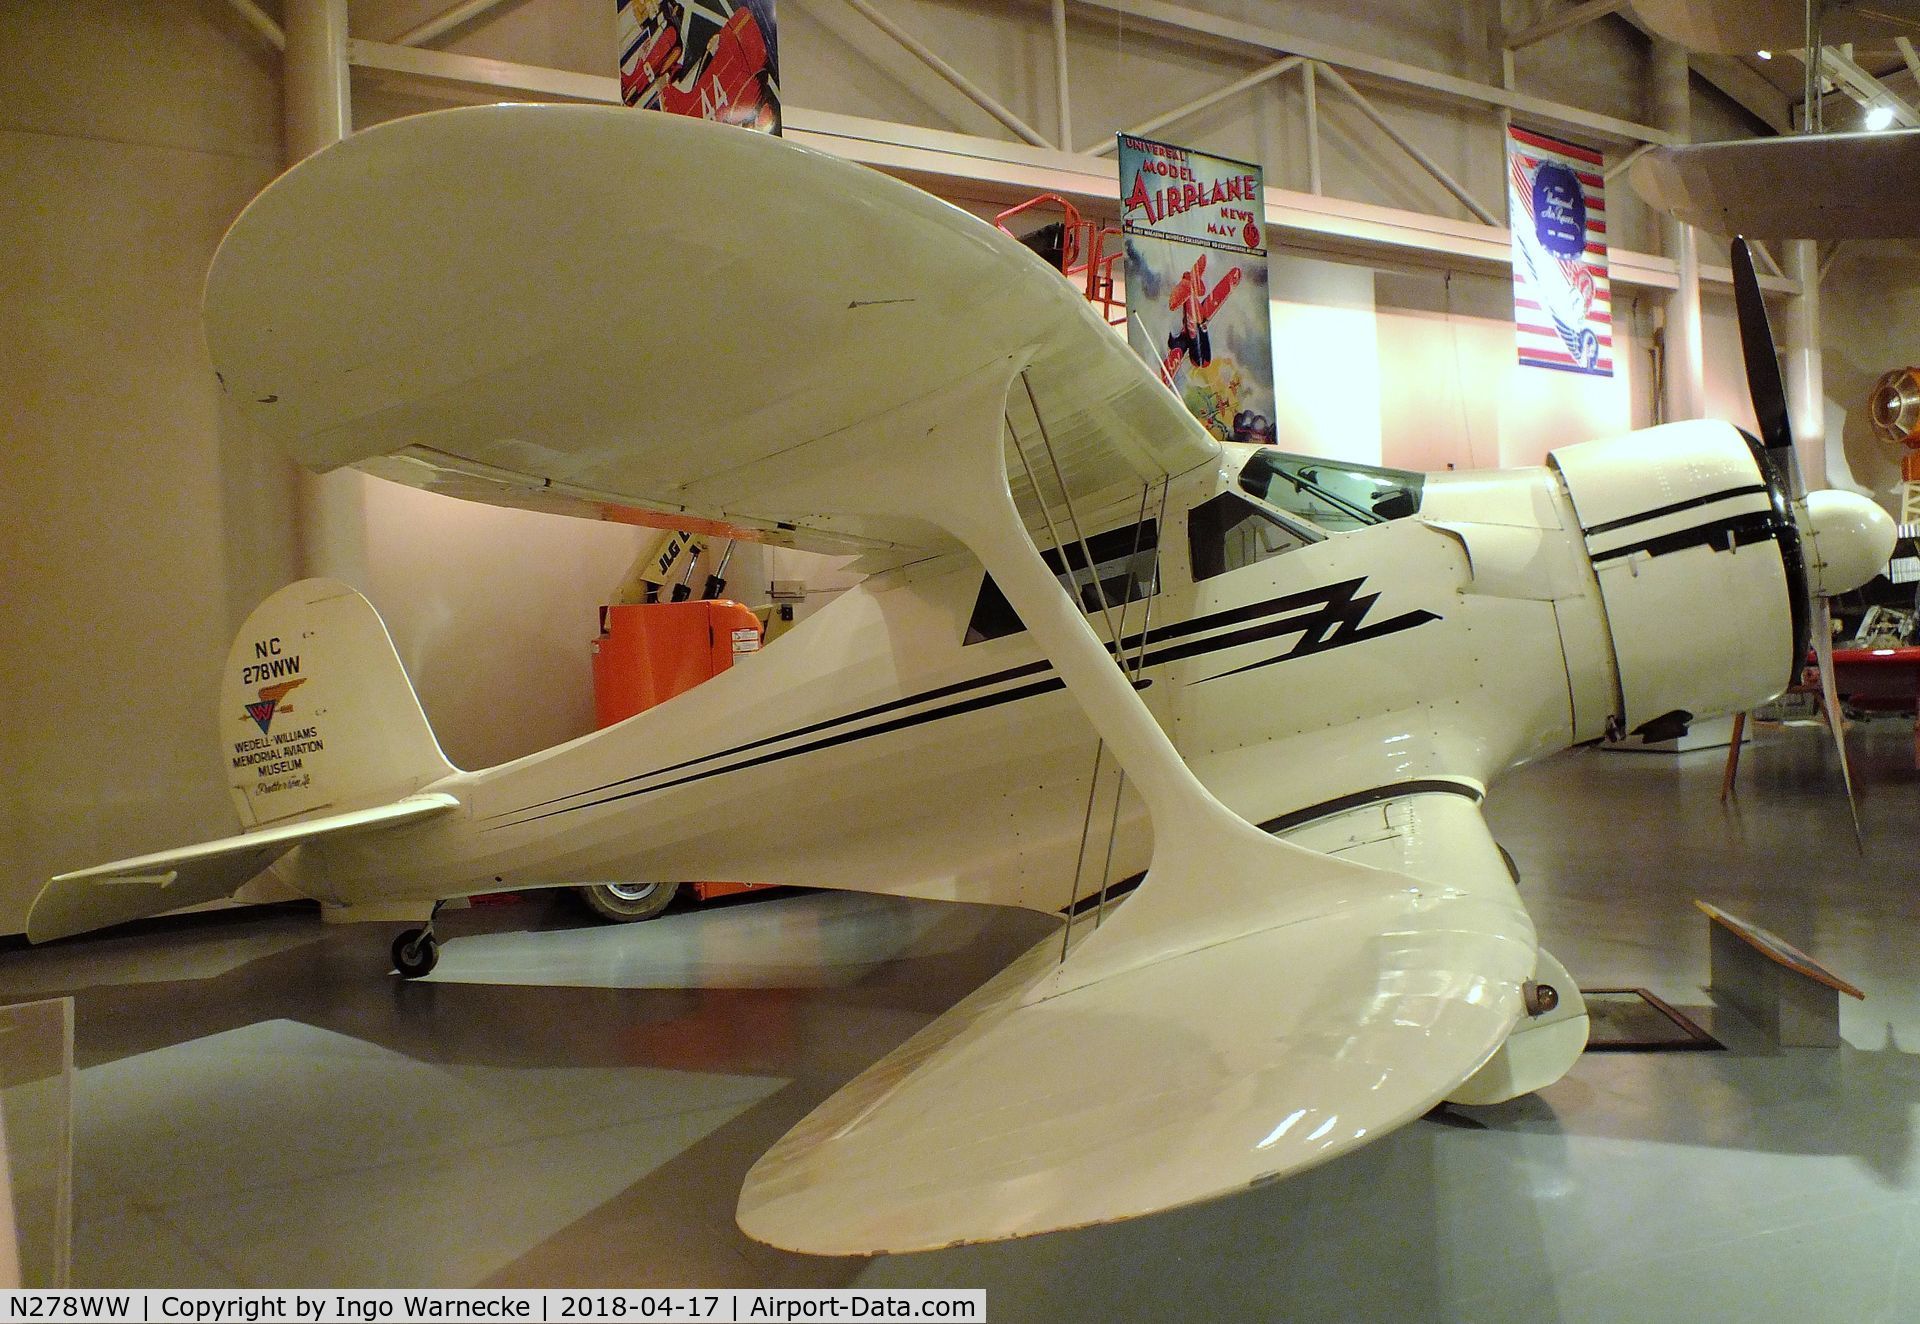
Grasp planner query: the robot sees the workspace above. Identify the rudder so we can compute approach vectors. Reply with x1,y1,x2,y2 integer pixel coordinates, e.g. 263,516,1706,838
223,578,454,828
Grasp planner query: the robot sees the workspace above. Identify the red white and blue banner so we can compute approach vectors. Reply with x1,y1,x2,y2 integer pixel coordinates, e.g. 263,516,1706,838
1507,125,1611,377
617,0,780,134
1118,134,1276,445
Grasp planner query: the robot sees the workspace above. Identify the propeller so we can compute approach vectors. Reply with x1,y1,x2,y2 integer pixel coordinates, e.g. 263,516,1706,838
1730,236,1886,847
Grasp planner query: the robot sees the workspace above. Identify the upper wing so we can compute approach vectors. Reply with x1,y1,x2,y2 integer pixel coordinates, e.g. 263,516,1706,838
737,784,1539,1255
203,103,1219,560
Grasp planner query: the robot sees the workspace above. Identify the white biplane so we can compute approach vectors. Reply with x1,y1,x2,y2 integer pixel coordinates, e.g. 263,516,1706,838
29,105,1894,1256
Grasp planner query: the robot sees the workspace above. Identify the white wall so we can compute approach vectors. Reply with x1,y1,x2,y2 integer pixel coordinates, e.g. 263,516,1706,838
0,1,291,933
1268,257,1382,464
0,1,652,931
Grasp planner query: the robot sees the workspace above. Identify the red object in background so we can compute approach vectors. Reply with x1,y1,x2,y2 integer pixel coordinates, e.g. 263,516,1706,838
592,600,768,901
625,7,775,130
993,193,1126,326
592,600,763,726
1825,646,1920,770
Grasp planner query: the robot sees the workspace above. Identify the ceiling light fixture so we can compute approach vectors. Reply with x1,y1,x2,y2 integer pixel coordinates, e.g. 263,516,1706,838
1866,104,1896,130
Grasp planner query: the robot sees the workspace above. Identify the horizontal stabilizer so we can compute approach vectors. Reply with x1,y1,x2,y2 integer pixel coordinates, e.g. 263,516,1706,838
28,794,460,943
737,860,1533,1255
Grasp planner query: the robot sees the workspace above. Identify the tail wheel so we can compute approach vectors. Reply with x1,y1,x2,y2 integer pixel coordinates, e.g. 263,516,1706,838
391,927,439,979
577,881,680,923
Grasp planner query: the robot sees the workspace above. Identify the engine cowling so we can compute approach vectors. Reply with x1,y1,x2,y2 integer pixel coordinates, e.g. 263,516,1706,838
1550,420,1805,738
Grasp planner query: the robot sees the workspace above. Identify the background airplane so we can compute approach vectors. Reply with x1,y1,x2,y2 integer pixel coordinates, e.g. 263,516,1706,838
28,104,1894,1255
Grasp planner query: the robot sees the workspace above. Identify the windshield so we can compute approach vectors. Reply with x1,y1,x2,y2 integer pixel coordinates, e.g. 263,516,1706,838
1237,450,1426,532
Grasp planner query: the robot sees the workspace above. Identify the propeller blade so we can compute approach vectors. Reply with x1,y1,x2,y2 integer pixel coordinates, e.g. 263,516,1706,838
1729,237,1795,462
1810,599,1866,853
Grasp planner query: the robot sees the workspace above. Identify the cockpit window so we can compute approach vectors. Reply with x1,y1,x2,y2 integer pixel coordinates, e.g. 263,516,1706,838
1187,491,1314,582
1238,449,1426,531
966,518,1159,644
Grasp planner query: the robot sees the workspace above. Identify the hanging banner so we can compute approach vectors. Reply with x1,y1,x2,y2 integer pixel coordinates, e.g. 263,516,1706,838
1118,134,1276,444
1507,125,1611,376
616,0,781,134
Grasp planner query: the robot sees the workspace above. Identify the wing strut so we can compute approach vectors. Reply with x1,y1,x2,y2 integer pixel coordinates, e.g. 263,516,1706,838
889,357,1298,993
1004,371,1154,952
1089,476,1170,932
737,353,1537,1252
790,352,1512,994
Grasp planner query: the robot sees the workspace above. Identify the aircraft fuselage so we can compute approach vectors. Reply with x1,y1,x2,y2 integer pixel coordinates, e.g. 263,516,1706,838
286,420,1795,918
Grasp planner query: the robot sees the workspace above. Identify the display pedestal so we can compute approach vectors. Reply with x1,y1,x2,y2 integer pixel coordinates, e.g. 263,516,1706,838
1699,901,1863,1048
1602,713,1741,754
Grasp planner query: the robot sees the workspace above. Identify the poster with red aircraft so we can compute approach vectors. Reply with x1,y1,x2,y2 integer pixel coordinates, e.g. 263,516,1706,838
617,0,780,135
1507,125,1611,376
1118,134,1275,445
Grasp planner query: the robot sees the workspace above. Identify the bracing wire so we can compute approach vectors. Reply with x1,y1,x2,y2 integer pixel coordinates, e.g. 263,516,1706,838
1014,375,1153,957
1092,473,1171,929
1007,409,1103,958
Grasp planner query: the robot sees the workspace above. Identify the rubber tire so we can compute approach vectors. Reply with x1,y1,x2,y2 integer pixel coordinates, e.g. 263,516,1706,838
577,881,680,924
392,928,439,979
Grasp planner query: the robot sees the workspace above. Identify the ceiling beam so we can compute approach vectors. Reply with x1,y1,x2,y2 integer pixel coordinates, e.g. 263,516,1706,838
392,0,515,47
343,42,1797,299
1088,57,1302,155
1611,9,1794,134
225,0,284,51
350,38,619,102
1899,35,1920,84
1688,52,1794,133
1069,0,1671,144
1817,46,1920,125
1505,0,1629,52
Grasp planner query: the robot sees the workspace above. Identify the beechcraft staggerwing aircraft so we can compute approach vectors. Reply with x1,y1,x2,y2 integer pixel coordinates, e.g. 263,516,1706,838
28,104,1894,1256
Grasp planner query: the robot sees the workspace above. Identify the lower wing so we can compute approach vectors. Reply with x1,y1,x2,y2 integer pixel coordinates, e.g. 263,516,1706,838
737,782,1564,1255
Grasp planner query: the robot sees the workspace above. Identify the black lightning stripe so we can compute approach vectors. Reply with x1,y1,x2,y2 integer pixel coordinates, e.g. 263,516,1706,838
495,675,1093,829
1188,580,1439,684
486,577,1440,829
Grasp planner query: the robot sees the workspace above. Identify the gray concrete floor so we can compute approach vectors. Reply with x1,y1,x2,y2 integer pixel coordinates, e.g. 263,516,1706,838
5,718,1920,1321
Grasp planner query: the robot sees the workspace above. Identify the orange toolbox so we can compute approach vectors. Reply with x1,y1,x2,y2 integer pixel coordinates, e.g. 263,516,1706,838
591,600,767,902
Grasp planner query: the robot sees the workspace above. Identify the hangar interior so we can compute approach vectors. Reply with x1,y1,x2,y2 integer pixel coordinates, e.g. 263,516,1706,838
4,0,1920,1316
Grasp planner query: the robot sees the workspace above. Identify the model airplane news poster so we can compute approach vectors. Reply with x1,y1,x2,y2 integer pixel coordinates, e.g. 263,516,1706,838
1118,134,1276,444
1507,125,1611,376
617,0,781,134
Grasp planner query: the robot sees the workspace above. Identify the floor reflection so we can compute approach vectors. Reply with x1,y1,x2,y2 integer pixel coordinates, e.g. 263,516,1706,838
3,719,1918,1317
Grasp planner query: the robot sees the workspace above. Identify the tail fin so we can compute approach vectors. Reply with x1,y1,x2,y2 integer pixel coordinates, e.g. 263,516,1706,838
224,578,455,829
29,580,456,943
